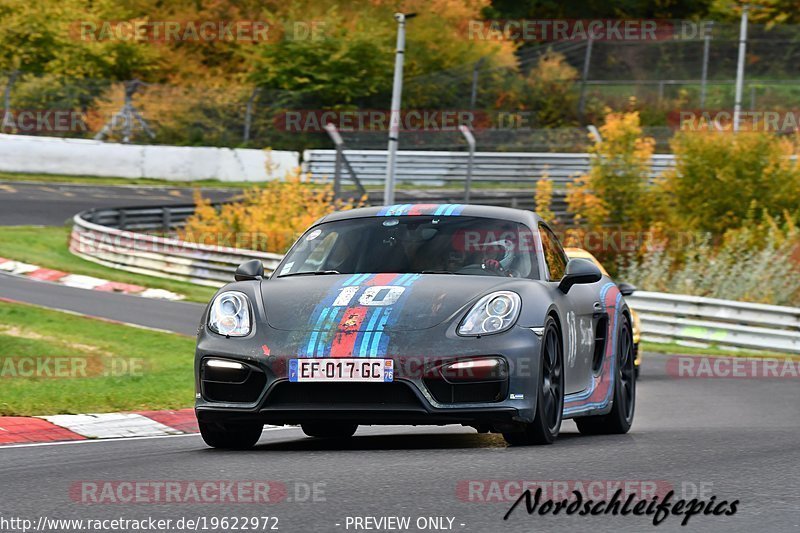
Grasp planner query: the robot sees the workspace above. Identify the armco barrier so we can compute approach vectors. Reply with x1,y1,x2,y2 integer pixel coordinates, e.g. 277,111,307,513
70,205,800,355
70,206,283,287
627,291,800,354
1,134,672,186
303,149,677,186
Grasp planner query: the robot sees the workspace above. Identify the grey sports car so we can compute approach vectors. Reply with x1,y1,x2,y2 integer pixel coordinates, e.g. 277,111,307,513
194,204,636,448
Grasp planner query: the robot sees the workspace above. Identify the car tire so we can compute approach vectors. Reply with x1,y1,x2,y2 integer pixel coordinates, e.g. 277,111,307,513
575,314,636,435
301,422,358,439
199,421,263,450
503,316,564,446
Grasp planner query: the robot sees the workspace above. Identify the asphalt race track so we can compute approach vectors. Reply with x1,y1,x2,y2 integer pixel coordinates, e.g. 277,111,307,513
1,353,798,533
0,271,202,335
1,182,799,532
0,181,237,226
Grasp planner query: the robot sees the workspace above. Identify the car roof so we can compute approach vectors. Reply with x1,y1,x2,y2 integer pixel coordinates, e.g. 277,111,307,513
317,204,543,226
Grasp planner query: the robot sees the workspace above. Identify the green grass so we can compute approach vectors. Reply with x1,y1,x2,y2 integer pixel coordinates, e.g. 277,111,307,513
0,170,548,193
0,300,195,416
0,171,252,189
0,226,217,303
641,341,791,359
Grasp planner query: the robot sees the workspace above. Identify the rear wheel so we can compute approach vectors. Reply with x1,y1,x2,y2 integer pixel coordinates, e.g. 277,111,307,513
503,316,564,446
575,314,636,435
301,422,358,439
199,421,263,450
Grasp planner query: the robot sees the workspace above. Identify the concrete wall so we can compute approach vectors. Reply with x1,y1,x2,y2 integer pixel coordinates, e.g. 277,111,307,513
0,134,299,182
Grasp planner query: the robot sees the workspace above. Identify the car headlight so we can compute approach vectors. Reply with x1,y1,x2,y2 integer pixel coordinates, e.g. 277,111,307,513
458,291,521,336
208,292,252,337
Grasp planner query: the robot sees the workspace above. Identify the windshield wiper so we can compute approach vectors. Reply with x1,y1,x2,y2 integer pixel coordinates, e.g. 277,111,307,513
278,270,341,278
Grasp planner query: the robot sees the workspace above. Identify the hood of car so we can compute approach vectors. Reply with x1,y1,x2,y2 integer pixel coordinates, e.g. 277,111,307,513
261,273,511,333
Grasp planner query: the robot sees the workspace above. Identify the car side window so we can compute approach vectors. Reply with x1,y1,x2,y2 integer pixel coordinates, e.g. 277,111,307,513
539,224,568,281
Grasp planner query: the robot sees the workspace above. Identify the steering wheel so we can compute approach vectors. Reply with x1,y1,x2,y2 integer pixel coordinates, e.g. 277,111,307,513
456,264,506,277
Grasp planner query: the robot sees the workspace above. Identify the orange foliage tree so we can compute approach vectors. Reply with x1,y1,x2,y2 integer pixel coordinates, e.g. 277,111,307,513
180,170,363,253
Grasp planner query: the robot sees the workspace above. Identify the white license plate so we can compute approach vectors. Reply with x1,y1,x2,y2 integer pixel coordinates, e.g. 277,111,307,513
289,358,393,382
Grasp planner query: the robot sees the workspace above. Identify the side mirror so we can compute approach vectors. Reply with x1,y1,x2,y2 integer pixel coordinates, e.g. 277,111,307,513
558,258,602,293
234,260,264,281
617,282,637,297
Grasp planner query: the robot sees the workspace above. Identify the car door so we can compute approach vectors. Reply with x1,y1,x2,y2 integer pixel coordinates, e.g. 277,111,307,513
538,224,597,394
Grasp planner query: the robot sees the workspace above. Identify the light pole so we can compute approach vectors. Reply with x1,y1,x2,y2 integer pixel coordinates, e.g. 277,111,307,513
459,125,475,203
699,22,713,109
577,35,594,120
384,12,416,205
733,4,749,132
469,57,485,110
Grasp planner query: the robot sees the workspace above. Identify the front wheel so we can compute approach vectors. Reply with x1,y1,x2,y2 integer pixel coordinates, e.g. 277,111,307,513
301,422,358,439
199,421,263,449
503,316,564,446
575,314,636,435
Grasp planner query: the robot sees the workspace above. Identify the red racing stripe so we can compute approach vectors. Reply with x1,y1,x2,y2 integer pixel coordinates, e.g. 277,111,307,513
329,306,369,357
328,273,399,357
407,204,438,216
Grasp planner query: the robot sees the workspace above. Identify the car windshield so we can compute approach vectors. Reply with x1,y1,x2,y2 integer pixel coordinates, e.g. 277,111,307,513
276,216,540,279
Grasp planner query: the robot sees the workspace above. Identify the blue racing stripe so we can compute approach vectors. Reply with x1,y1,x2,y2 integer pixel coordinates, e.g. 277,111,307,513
369,308,392,356
303,307,331,356
379,203,468,217
314,308,341,356
343,273,362,286
358,307,384,357
350,273,371,286
402,273,421,286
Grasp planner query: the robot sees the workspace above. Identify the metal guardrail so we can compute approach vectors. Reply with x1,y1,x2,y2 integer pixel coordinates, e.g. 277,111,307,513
304,150,676,186
627,291,800,354
70,205,283,287
81,204,201,232
70,206,800,355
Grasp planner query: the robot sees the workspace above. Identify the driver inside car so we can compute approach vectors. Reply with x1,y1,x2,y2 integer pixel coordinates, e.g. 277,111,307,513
472,239,516,276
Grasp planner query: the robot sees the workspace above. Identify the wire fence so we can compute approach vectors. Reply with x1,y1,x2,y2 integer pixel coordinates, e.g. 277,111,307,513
1,22,798,152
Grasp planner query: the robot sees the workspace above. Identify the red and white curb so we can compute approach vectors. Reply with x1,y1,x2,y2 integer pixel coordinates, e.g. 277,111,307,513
0,409,198,446
0,257,183,301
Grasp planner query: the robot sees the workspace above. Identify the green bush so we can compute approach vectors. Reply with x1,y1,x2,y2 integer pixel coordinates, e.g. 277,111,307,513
660,131,800,235
523,50,580,128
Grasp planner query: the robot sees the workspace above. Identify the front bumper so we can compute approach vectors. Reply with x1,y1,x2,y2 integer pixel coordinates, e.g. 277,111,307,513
194,323,542,430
